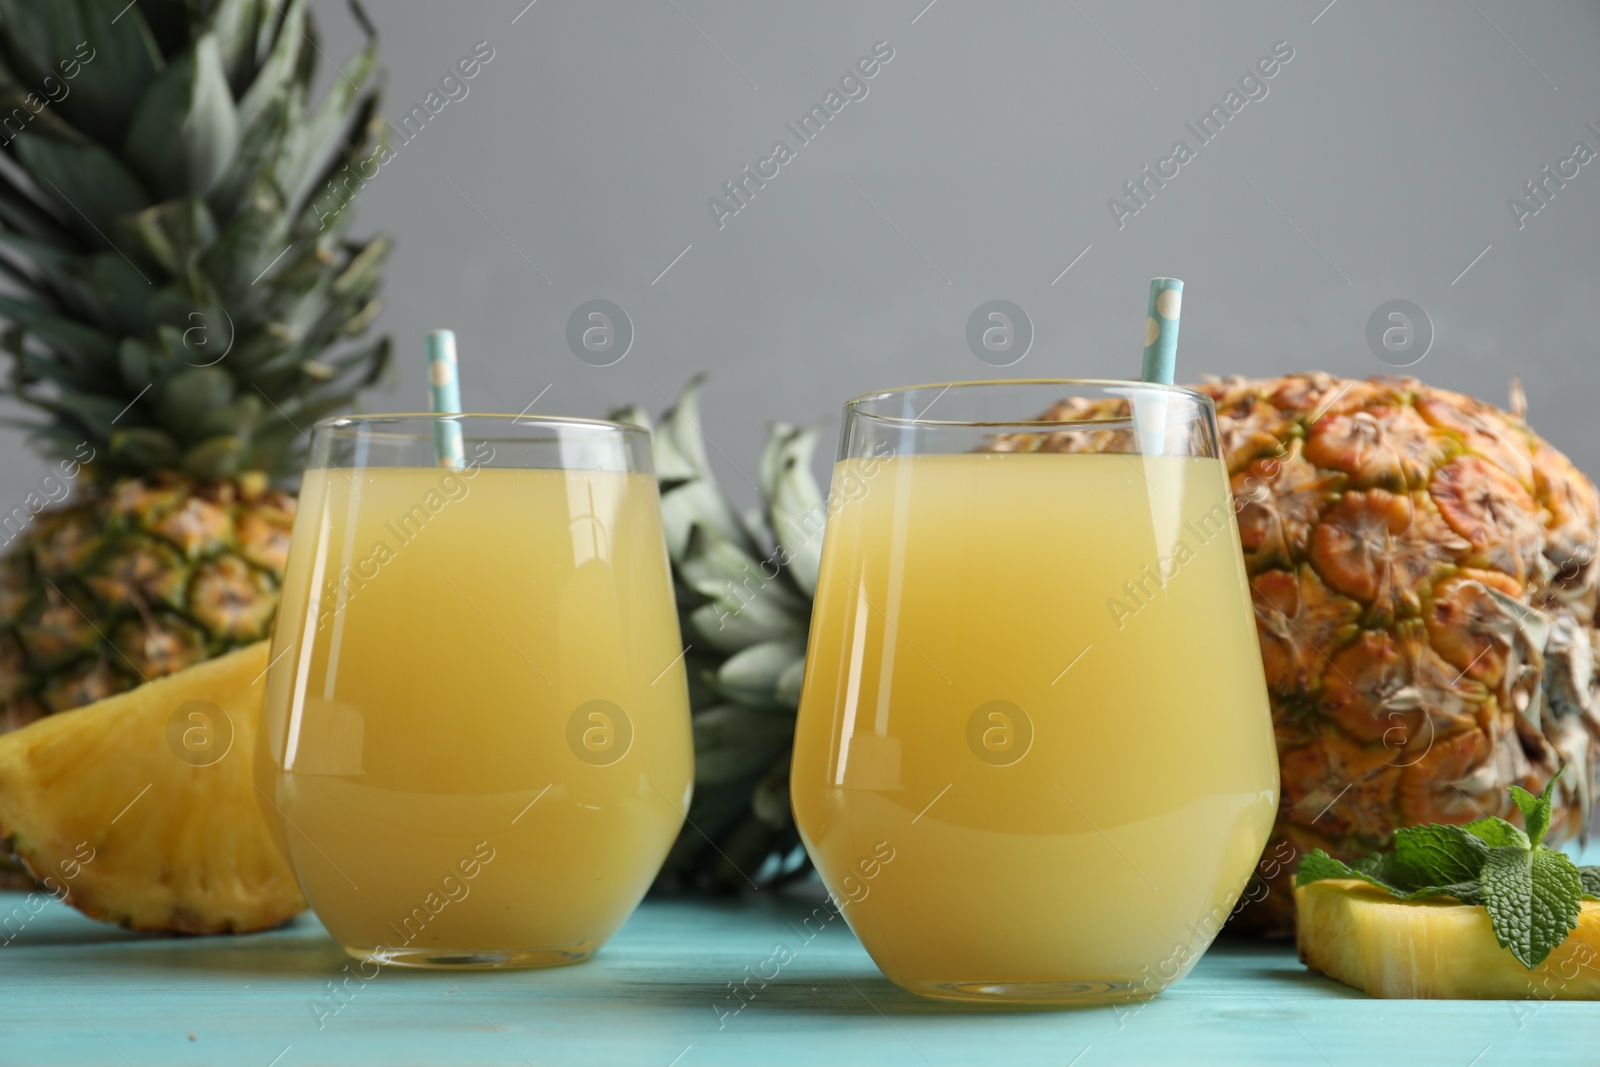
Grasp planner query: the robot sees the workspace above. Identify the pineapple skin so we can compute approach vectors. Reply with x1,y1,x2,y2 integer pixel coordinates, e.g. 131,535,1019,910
0,474,294,728
1211,375,1600,935
1296,879,1600,998
0,642,304,934
1012,374,1600,935
0,0,386,731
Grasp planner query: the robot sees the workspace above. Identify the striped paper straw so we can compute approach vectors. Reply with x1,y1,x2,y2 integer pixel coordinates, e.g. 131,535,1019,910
426,330,465,468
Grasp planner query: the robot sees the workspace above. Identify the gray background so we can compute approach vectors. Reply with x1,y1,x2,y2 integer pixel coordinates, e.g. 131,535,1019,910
5,0,1600,497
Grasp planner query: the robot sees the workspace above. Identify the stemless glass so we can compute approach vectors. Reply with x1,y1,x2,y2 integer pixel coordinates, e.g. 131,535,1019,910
790,381,1279,1004
255,415,692,969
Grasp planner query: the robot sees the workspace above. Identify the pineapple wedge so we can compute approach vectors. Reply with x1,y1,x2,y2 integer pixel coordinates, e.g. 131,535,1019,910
1297,878,1600,998
0,642,305,934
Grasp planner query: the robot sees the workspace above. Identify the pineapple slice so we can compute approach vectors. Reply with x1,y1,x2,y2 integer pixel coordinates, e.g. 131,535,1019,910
0,642,305,934
1297,879,1600,998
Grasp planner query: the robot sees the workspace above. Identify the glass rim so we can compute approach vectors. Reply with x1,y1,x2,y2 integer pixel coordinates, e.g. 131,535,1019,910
310,412,650,440
842,378,1213,427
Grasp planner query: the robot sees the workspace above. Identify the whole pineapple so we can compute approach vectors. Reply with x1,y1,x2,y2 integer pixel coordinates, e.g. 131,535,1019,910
1214,374,1598,934
0,4,388,746
1020,374,1600,934
615,381,819,891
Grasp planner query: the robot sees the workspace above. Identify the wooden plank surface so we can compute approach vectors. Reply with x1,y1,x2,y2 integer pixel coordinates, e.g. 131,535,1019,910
2,884,1596,1067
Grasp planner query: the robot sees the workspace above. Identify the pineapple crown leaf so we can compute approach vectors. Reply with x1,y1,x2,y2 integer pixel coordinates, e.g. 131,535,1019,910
1296,769,1595,968
756,421,825,598
628,378,817,711
608,402,652,436
0,0,390,482
631,378,819,890
649,372,718,484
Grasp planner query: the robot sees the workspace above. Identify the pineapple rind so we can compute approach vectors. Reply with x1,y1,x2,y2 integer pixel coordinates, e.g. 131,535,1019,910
1003,373,1600,936
0,642,305,934
0,0,389,732
0,475,296,725
1296,878,1600,998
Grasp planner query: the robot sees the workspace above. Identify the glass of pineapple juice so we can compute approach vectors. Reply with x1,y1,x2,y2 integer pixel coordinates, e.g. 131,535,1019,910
790,380,1279,1004
255,414,692,969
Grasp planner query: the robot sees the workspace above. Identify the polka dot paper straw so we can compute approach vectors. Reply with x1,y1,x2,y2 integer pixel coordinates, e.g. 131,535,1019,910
1138,278,1182,455
1141,278,1182,385
426,330,465,469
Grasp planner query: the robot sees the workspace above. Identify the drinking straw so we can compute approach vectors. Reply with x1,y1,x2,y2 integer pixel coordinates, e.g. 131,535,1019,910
426,329,466,468
1141,278,1182,385
1137,278,1182,454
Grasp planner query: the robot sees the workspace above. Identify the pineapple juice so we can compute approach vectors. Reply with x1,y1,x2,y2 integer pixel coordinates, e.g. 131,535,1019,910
791,451,1279,1000
258,464,692,965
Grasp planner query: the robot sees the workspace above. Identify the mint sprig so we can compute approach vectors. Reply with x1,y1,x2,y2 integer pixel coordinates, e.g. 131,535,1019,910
1295,769,1599,969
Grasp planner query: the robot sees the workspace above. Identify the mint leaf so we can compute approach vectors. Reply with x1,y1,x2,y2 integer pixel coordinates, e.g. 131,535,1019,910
1508,785,1540,818
1295,850,1358,885
1400,881,1483,905
1463,816,1529,850
1525,799,1552,848
1392,824,1488,887
1579,866,1600,900
1352,851,1405,885
1480,845,1582,969
1510,787,1551,848
1296,849,1401,892
1297,848,1482,904
1481,846,1537,967
1529,849,1583,967
1510,769,1563,848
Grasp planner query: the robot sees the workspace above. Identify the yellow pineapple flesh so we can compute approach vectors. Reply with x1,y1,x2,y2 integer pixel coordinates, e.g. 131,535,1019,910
0,642,305,933
1296,878,1600,998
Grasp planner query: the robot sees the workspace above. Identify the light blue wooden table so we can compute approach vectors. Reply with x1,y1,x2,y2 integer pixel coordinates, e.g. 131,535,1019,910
2,882,1596,1067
